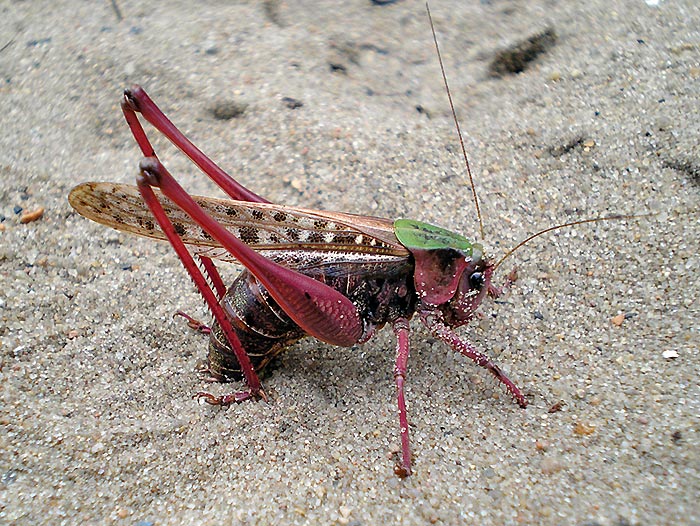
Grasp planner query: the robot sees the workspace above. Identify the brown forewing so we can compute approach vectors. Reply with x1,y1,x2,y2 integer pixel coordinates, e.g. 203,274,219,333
69,182,409,265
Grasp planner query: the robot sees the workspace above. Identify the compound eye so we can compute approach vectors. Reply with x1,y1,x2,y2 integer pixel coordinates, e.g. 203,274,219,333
469,271,485,290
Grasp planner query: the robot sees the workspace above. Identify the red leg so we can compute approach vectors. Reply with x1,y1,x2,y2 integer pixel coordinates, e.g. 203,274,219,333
392,318,412,478
121,86,240,307
174,310,211,334
136,170,264,402
121,85,365,347
137,158,364,348
419,310,528,408
122,85,270,204
199,255,227,301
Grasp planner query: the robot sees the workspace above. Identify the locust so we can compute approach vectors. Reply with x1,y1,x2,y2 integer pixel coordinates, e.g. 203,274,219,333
68,12,648,477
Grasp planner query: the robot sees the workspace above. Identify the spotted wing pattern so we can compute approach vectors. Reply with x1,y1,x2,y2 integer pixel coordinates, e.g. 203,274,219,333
69,182,408,266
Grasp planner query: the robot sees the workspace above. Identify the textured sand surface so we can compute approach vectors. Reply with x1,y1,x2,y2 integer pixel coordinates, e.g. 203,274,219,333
1,1,698,524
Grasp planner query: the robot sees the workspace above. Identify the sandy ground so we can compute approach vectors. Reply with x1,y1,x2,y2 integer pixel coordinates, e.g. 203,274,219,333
1,0,698,524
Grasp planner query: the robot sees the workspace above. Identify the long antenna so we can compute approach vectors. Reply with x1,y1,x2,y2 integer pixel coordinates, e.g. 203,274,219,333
492,212,659,271
427,3,484,240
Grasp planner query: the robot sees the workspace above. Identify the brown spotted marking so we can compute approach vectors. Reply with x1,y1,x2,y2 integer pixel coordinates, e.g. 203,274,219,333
68,182,409,264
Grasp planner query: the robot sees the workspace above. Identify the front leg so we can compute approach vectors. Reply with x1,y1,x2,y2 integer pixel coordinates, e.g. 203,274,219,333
419,310,528,408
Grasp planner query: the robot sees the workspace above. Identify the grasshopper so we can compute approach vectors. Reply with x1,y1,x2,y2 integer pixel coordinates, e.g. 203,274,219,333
68,12,650,477
70,83,522,477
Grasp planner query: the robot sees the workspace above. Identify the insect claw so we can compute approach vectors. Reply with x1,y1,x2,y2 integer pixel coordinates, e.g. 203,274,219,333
394,464,411,479
174,310,211,334
194,387,267,406
392,447,412,478
487,266,519,299
506,266,518,284
194,391,223,405
487,284,503,299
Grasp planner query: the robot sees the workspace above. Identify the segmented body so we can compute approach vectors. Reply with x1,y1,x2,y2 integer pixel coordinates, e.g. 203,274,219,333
68,182,420,379
209,258,416,380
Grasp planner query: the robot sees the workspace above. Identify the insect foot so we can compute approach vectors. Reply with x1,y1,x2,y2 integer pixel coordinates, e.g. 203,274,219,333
419,310,528,409
174,311,212,334
194,389,268,406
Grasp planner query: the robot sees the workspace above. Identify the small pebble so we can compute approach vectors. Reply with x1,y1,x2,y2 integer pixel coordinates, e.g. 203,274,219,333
282,96,303,109
208,100,247,120
540,457,565,474
611,313,625,326
20,207,45,223
548,400,566,413
573,422,596,436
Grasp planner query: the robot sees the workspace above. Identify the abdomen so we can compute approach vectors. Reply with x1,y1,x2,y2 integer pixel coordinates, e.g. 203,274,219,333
207,259,416,381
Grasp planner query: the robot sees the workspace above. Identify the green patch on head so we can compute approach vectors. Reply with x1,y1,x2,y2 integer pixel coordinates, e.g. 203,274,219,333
394,219,482,259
